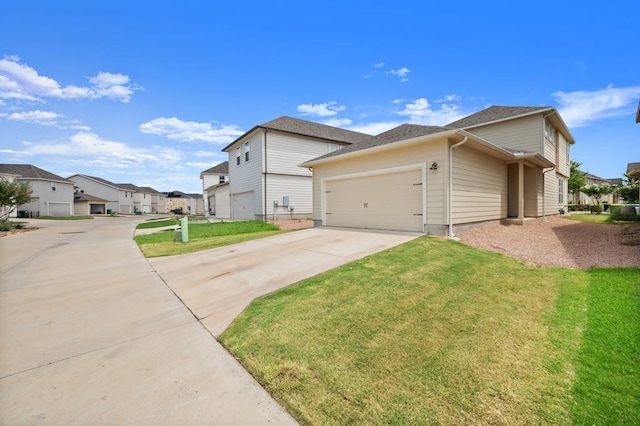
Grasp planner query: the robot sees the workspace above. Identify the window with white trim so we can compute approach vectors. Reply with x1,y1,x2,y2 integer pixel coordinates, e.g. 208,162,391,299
219,175,226,184
558,178,564,204
244,141,250,162
51,182,56,191
236,147,241,165
545,120,556,147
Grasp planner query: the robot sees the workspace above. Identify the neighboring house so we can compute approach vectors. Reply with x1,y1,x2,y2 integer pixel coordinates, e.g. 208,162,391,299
117,184,153,213
188,194,205,215
165,191,195,214
74,191,109,215
303,106,574,236
200,161,230,219
573,173,616,204
628,161,640,203
0,164,75,217
0,169,20,218
68,174,135,214
221,116,370,220
138,186,168,213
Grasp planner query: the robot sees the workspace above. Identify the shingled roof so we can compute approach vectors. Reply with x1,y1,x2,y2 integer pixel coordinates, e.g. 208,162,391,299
201,161,229,175
222,116,370,151
303,124,453,164
446,106,553,128
0,164,72,183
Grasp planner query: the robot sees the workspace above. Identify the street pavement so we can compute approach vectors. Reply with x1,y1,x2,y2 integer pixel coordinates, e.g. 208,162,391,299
0,217,418,424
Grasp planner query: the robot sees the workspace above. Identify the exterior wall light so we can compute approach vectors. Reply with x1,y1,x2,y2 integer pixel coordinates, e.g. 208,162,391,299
429,162,438,170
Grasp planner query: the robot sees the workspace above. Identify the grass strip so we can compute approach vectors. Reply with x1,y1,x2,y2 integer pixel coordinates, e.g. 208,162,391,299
135,218,178,229
134,220,282,257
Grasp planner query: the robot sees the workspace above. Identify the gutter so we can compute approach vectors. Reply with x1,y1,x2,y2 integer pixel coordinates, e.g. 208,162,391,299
448,136,468,239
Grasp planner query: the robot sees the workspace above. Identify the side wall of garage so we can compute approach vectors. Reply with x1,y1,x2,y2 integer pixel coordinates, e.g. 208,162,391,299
311,138,448,232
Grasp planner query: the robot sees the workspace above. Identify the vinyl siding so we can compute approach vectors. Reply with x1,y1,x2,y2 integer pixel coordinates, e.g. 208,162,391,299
266,132,342,176
265,174,312,219
557,133,569,177
209,184,230,219
452,146,507,223
465,114,543,155
19,180,74,216
69,175,121,213
312,138,447,225
227,132,264,217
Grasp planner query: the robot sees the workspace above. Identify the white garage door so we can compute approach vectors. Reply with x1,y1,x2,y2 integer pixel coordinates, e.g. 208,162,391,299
48,202,71,217
232,191,255,220
325,169,423,232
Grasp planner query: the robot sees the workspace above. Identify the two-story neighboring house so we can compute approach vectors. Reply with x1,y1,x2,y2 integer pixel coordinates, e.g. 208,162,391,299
116,184,154,213
573,173,616,205
0,164,75,217
303,106,575,236
221,116,370,220
67,174,136,214
200,161,230,219
138,186,168,213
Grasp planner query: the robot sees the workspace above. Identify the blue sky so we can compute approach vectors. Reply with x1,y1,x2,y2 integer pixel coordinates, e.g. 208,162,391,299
1,1,639,194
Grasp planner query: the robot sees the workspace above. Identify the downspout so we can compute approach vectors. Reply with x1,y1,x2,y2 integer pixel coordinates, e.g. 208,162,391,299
542,166,556,221
448,136,468,239
264,130,268,221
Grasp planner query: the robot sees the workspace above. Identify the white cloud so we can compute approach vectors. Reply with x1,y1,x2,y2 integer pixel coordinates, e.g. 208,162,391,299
374,62,385,68
139,117,244,143
321,118,353,127
396,97,469,125
345,121,401,135
297,101,346,117
7,110,62,125
0,56,140,103
388,67,411,82
553,85,640,128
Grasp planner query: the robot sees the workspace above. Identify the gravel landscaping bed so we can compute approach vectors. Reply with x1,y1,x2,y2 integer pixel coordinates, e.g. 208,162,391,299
457,216,640,269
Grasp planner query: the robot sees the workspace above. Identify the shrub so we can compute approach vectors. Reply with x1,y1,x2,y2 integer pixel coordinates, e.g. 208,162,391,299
608,206,640,223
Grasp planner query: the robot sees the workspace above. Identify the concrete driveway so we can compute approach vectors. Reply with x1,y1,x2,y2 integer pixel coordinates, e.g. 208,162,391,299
0,217,418,424
149,227,420,337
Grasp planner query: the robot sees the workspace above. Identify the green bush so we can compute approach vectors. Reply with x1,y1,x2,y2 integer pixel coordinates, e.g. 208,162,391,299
608,206,640,222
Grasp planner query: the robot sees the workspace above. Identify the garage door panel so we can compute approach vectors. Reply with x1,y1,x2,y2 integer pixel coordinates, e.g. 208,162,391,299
325,169,423,232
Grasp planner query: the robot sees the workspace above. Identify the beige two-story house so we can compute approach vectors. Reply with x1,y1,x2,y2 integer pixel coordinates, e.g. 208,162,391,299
200,161,230,219
221,116,370,220
303,106,575,236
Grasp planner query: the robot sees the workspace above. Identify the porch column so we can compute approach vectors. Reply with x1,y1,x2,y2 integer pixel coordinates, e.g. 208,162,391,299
518,161,524,220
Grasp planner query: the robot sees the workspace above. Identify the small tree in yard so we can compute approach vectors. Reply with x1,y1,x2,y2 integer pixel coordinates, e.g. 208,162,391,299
568,160,587,199
615,173,640,204
580,184,613,213
0,179,33,222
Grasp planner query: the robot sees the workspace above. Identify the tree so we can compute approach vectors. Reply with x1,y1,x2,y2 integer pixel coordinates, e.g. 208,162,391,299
616,174,640,204
580,184,613,212
0,179,33,221
568,160,586,196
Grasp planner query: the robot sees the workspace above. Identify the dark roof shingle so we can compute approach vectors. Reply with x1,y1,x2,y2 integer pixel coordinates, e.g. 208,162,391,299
223,116,371,151
446,106,553,128
202,161,229,174
0,164,72,183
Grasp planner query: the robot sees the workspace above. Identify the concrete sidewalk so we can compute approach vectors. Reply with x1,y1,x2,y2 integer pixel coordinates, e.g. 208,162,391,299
149,227,420,337
0,217,297,425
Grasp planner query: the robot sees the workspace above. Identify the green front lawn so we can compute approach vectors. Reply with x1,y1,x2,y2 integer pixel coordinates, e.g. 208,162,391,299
220,237,640,425
134,220,283,257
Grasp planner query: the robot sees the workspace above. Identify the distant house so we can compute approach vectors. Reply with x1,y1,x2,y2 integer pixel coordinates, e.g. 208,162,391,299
573,172,616,204
0,164,75,217
221,116,370,220
165,190,196,214
68,174,135,214
200,161,230,219
188,193,205,215
303,106,574,235
116,184,154,213
138,186,167,213
74,191,109,215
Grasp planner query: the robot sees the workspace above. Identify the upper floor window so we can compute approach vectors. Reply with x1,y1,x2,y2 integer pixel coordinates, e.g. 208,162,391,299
545,120,556,146
51,182,56,191
244,141,250,162
236,147,241,165
219,175,226,184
